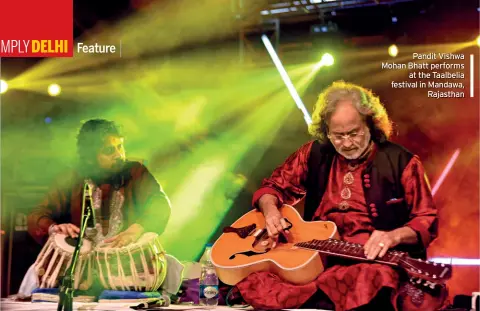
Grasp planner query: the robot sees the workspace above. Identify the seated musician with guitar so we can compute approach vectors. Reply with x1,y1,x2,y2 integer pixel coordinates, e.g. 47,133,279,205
228,81,448,311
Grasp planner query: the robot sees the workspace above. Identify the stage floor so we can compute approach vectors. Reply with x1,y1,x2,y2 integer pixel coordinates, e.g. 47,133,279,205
0,300,332,311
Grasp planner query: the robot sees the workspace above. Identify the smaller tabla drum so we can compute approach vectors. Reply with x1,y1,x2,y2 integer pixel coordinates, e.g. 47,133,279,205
95,232,167,292
33,232,93,290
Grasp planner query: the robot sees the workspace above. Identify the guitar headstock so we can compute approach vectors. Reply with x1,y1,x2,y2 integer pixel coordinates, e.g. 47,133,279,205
409,277,443,290
399,257,452,284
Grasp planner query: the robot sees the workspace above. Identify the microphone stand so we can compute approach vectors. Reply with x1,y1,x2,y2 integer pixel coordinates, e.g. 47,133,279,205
57,185,93,311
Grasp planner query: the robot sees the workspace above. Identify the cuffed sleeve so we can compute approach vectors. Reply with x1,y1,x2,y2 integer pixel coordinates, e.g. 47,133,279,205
27,177,70,244
401,156,438,249
252,141,314,209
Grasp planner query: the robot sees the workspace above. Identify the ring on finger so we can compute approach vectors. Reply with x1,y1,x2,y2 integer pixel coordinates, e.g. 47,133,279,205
378,242,385,248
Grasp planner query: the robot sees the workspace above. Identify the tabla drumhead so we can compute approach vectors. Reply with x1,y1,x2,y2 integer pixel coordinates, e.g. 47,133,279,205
52,232,93,255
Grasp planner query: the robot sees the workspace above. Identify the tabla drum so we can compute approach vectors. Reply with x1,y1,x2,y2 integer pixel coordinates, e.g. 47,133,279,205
95,232,167,292
33,232,93,290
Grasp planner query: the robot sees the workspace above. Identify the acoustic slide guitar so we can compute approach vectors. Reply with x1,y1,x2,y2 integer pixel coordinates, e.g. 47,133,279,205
211,205,452,291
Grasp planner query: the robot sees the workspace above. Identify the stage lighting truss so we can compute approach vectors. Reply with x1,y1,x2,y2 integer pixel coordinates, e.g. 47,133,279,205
259,0,418,17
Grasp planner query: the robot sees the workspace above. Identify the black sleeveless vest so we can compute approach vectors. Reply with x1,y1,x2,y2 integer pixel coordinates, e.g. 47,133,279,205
304,140,426,258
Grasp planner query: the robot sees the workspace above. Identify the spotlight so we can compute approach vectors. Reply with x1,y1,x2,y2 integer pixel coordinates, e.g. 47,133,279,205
391,16,398,23
320,53,334,66
476,35,480,47
261,34,312,125
48,83,61,96
0,79,8,94
388,44,398,57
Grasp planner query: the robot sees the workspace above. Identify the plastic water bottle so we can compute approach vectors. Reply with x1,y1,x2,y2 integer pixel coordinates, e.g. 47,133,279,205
199,243,219,306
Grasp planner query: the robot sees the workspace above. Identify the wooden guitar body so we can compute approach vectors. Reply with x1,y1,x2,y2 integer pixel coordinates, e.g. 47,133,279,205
212,205,452,290
211,205,339,285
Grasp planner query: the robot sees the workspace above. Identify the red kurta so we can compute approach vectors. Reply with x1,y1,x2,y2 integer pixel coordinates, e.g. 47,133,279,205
237,141,447,311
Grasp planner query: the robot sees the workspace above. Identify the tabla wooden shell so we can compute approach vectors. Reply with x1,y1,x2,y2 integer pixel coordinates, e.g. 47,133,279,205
94,232,167,292
33,232,93,290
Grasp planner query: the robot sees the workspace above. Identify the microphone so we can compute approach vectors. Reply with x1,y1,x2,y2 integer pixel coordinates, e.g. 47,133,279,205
83,183,97,239
131,294,171,310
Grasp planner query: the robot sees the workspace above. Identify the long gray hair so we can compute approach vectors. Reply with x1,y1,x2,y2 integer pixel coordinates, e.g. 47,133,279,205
308,81,393,144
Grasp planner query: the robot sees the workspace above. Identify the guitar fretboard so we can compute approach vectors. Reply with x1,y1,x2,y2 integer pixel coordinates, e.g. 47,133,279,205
294,239,406,266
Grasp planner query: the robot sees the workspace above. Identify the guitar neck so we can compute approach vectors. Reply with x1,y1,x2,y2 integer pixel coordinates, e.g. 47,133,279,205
295,239,406,266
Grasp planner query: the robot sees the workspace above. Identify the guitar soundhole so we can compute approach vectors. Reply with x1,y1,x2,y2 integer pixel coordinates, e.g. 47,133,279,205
229,250,268,260
223,224,257,239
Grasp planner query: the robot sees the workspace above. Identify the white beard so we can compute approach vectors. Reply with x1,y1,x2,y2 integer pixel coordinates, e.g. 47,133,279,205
335,129,372,160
